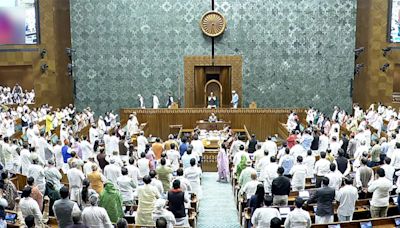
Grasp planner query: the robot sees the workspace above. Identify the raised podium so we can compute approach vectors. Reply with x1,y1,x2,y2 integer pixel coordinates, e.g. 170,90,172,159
195,120,230,131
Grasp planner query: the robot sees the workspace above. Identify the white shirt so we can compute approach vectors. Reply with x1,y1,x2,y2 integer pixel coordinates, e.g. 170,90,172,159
19,148,31,175
137,135,148,154
290,144,306,159
82,206,113,228
108,135,119,154
325,170,342,190
138,158,150,178
233,151,250,166
251,207,281,228
261,140,278,157
391,148,400,169
126,164,140,186
314,158,331,176
166,149,180,171
290,163,308,188
117,175,136,202
262,162,279,193
20,197,43,225
284,208,311,228
319,135,329,152
335,185,359,216
80,140,92,161
103,164,122,185
303,155,316,178
67,167,84,188
368,177,393,207
153,95,160,109
240,180,261,199
382,164,395,183
191,140,205,157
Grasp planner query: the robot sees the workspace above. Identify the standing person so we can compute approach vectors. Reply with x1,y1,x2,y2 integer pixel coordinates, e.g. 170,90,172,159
167,180,189,226
271,167,291,206
230,90,239,109
184,158,202,199
289,156,308,191
126,113,139,138
308,177,335,224
347,134,357,158
284,197,311,228
53,187,80,228
304,150,316,178
99,182,124,223
368,168,393,218
136,175,160,225
156,158,173,192
251,195,280,227
153,93,160,109
82,194,113,227
335,149,351,177
355,158,374,198
152,138,164,160
325,163,343,191
314,151,331,188
382,157,395,183
217,143,230,183
87,165,106,194
166,92,174,108
138,94,145,109
335,178,358,221
27,154,46,194
137,131,148,155
247,134,258,154
117,167,136,204
67,162,85,205
191,134,205,164
19,187,43,226
153,199,176,228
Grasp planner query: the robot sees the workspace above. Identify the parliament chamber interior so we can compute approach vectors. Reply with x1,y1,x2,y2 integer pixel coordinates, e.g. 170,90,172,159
1,0,400,227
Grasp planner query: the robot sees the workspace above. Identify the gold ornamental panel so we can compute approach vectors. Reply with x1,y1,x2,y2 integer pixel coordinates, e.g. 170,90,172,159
200,11,227,37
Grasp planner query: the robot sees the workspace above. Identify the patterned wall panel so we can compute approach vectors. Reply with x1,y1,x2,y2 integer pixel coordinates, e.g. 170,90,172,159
70,0,357,115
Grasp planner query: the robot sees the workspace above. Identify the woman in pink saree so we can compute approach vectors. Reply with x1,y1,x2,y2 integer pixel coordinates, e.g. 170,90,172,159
217,143,230,183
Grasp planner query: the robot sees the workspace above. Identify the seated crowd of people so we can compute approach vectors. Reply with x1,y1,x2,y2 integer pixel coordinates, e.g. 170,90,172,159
0,107,208,228
228,102,400,227
0,84,35,105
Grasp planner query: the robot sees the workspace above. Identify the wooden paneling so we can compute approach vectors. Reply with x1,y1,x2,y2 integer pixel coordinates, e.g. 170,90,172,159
184,56,242,108
0,0,73,108
354,0,400,109
0,65,34,90
120,108,306,140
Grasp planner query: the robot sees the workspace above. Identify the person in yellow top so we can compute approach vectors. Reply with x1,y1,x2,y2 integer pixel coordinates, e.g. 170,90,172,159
45,112,54,136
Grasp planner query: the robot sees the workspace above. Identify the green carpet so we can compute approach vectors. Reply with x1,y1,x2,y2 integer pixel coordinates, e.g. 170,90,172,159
197,172,240,228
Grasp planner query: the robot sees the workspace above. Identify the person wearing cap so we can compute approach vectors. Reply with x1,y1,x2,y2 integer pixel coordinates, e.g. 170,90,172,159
82,193,113,227
44,159,63,191
230,90,239,109
103,158,122,186
238,159,256,187
83,155,97,176
284,197,311,227
127,113,139,138
137,131,148,154
153,198,176,228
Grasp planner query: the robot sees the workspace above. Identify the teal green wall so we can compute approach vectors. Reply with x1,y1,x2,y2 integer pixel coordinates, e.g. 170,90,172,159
70,0,356,115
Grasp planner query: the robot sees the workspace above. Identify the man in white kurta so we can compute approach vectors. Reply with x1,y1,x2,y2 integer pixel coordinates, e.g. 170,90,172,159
289,157,308,191
103,159,122,185
80,136,92,162
184,159,202,198
137,132,148,154
89,124,99,145
127,114,139,137
153,94,160,109
27,157,46,194
67,162,85,203
20,144,31,175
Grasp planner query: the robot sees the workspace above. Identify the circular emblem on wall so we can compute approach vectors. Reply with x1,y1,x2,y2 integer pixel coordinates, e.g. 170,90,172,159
200,11,227,37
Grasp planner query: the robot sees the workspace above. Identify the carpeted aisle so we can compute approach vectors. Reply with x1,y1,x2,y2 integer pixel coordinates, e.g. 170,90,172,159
197,172,241,228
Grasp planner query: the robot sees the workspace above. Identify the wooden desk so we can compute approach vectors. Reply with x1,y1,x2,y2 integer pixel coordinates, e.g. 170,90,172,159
196,121,230,131
120,108,306,140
